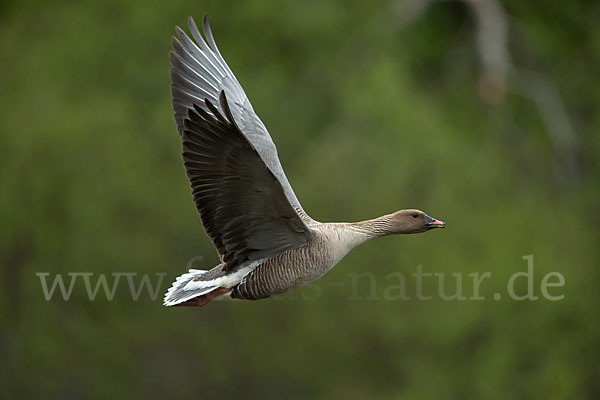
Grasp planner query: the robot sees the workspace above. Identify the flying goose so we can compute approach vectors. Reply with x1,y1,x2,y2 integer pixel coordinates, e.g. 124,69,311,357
163,15,445,307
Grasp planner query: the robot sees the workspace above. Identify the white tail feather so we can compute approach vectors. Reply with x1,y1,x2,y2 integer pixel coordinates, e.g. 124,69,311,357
163,269,217,306
163,260,263,307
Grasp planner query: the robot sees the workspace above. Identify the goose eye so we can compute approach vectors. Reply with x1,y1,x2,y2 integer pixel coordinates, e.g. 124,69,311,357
412,213,419,218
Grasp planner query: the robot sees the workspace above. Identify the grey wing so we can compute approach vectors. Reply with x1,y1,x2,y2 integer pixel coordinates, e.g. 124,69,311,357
181,92,314,272
170,15,311,221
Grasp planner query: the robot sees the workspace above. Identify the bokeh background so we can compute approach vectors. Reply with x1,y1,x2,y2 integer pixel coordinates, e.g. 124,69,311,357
2,0,599,398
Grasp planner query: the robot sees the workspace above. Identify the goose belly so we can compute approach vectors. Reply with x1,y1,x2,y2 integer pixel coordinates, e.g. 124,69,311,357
230,245,338,300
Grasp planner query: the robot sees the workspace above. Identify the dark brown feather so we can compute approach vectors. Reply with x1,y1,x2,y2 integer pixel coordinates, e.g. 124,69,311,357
181,92,314,271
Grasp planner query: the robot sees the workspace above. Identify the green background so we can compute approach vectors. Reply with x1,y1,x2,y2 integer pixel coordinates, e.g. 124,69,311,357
2,0,599,398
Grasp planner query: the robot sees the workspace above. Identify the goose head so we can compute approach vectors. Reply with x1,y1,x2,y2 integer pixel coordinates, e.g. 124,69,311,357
388,209,446,234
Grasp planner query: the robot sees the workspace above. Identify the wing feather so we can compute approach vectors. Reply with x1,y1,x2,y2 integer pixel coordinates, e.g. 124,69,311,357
180,92,314,271
170,15,312,220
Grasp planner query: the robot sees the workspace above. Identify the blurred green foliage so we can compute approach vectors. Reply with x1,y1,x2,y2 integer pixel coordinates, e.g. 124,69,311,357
1,0,599,399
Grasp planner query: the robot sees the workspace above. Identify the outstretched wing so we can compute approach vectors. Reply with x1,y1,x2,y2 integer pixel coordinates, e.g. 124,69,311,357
170,15,311,220
181,92,314,271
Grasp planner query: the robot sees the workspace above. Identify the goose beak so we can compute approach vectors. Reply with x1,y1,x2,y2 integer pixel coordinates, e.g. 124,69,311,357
425,215,445,229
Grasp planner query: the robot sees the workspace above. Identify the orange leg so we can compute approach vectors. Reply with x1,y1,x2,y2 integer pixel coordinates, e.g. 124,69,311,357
174,287,232,307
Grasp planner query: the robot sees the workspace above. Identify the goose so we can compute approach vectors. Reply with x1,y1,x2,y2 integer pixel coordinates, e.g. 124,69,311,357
163,15,445,307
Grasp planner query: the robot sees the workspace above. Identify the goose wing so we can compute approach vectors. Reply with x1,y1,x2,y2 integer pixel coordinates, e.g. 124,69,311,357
170,15,310,220
179,92,314,271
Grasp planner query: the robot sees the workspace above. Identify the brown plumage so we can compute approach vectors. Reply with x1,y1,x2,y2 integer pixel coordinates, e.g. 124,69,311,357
163,16,445,307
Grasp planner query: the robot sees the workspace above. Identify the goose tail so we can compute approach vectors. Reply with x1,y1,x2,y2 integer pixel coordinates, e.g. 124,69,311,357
163,268,223,306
